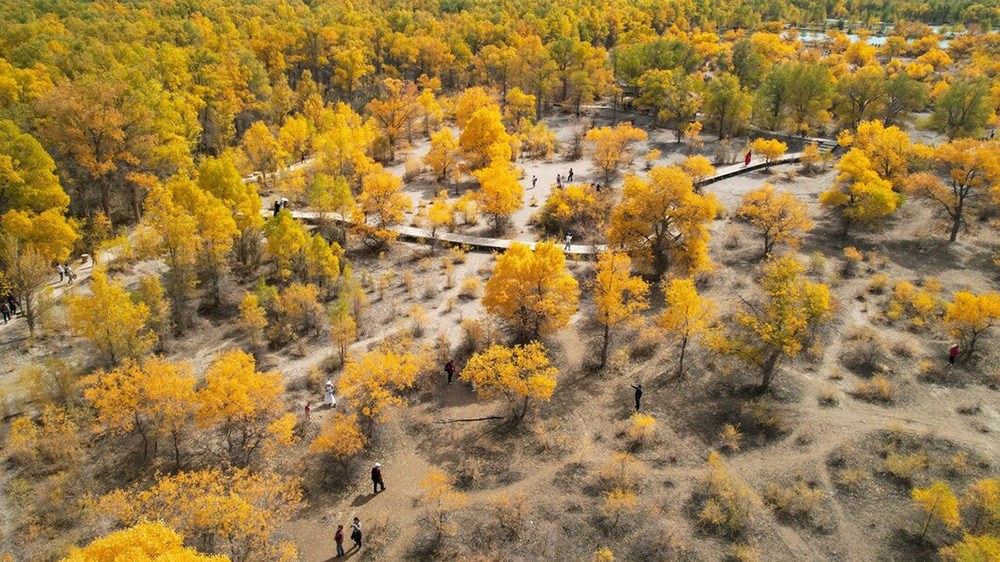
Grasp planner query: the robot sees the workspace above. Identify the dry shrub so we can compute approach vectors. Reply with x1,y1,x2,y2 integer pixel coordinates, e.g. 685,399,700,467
764,476,826,525
842,247,863,276
449,245,468,264
730,543,761,562
404,155,424,180
630,325,663,360
840,326,890,376
739,399,788,438
458,276,482,299
627,413,657,449
885,280,942,329
949,451,973,477
884,451,928,483
600,452,641,490
809,251,828,277
488,492,529,541
868,273,890,294
836,466,872,492
698,452,761,537
719,424,743,452
532,418,574,455
456,456,484,488
723,226,740,249
852,375,895,403
818,383,840,406
460,316,498,354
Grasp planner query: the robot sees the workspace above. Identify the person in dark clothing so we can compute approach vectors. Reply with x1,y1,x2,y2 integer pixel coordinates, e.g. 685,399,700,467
335,525,345,557
7,295,17,315
372,463,385,494
948,344,960,366
273,199,281,217
1,301,9,324
630,384,643,411
531,175,537,188
445,360,456,384
567,168,574,182
350,517,362,549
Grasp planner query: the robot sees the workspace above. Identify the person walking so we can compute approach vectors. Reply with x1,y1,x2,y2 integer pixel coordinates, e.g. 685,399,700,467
372,463,385,494
567,168,574,182
948,344,960,366
304,403,312,421
744,150,752,167
564,233,572,251
445,359,456,384
531,175,537,189
1,301,10,324
57,263,65,283
335,524,345,557
273,199,281,217
350,517,362,550
6,296,16,316
630,383,643,411
324,380,336,408
556,173,562,188
64,263,75,284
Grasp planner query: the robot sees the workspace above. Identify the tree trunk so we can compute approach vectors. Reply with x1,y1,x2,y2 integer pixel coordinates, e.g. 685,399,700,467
600,323,611,368
759,349,782,392
949,200,963,242
677,336,688,377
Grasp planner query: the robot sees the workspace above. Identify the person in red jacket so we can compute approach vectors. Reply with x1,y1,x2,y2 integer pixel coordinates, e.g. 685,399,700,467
335,525,345,557
744,150,752,166
948,344,960,366
372,462,385,494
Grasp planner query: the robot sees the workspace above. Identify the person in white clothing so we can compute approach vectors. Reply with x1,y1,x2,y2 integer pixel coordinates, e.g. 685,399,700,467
564,234,572,251
324,380,336,407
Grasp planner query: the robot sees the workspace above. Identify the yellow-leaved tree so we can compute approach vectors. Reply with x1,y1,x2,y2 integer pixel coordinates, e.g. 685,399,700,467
841,120,921,188
195,350,295,466
482,241,580,341
309,412,367,461
943,291,1000,359
713,255,832,390
680,155,716,189
337,339,428,420
424,128,461,185
585,123,648,185
473,145,523,230
367,78,419,162
460,342,558,420
912,481,961,540
242,121,280,187
238,292,268,359
143,183,199,331
593,251,649,368
607,166,719,276
97,468,301,562
354,165,412,247
81,356,197,467
57,521,227,562
750,138,788,166
736,183,814,256
420,469,469,543
67,268,156,366
659,278,715,377
908,139,1000,242
264,209,307,282
459,106,514,172
819,148,902,233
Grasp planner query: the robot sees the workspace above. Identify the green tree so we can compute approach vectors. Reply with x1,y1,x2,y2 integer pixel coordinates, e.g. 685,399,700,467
705,74,752,140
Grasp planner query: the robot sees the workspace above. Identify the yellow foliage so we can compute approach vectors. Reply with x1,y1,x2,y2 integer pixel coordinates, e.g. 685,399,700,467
67,269,155,365
913,481,961,538
585,123,648,184
338,339,428,420
607,166,719,276
537,183,608,236
681,154,715,186
420,469,468,538
239,292,268,355
98,469,301,562
820,148,902,229
355,165,411,246
602,486,638,527
195,350,291,465
473,154,523,229
459,106,513,171
424,128,461,184
736,183,813,255
944,291,1000,357
628,413,656,445
58,521,228,562
750,138,788,164
482,241,580,340
659,278,715,375
264,209,307,282
594,251,649,366
461,342,558,418
309,412,367,460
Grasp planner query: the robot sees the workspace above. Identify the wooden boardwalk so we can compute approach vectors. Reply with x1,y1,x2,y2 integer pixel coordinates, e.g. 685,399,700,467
267,150,815,256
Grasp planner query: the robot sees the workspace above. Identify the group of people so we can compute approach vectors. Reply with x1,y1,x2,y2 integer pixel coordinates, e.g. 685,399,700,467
272,197,290,217
555,168,575,189
56,262,77,284
334,517,364,557
1,295,17,325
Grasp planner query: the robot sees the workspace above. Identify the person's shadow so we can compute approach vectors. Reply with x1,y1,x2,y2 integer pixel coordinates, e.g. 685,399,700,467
321,548,358,562
351,493,375,507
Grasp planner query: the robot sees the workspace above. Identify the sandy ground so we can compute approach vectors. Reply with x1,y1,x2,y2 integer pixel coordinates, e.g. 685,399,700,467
4,111,1000,562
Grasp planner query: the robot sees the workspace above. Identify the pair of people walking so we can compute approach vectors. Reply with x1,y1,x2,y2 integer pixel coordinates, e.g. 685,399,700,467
334,517,363,557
